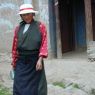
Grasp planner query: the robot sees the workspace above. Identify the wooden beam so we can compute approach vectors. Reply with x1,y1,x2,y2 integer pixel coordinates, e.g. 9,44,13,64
84,0,93,41
55,0,62,58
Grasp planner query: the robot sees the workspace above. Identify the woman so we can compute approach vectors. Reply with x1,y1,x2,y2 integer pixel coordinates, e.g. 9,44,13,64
11,4,48,95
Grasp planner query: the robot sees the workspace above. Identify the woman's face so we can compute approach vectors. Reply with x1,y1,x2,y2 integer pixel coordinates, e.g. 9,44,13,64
21,13,33,24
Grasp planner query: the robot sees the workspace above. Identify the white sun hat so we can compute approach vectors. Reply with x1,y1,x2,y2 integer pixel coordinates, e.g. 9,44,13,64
18,4,38,15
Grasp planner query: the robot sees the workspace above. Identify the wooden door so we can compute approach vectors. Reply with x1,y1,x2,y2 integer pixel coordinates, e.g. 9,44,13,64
58,0,74,53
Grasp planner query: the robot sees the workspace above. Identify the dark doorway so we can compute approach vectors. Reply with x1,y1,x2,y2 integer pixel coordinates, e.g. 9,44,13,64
58,0,86,53
58,0,74,53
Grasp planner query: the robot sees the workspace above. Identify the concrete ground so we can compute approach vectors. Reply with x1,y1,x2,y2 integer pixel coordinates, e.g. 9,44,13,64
0,51,95,95
45,51,95,95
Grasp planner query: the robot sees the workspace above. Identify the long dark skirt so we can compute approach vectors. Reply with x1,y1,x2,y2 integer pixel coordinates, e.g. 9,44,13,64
13,53,47,95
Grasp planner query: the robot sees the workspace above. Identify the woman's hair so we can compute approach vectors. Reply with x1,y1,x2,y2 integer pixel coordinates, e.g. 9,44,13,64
32,13,35,16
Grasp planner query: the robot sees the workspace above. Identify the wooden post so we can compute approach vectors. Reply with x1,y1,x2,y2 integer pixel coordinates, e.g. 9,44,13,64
54,0,62,58
84,0,95,60
48,0,57,58
84,0,93,41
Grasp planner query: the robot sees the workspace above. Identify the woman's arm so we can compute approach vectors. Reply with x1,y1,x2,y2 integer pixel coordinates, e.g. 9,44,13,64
11,26,19,68
39,22,48,58
36,22,48,71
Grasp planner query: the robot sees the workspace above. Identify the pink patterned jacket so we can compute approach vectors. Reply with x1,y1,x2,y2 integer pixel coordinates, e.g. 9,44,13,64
12,22,48,68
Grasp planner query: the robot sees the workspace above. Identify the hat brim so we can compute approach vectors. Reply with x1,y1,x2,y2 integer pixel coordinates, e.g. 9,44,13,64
18,10,38,15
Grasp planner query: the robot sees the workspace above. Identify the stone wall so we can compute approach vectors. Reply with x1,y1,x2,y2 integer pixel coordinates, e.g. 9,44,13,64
87,41,95,61
0,0,24,52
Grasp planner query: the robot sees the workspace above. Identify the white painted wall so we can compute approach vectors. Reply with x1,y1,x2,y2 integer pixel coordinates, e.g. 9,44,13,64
0,0,23,52
24,0,32,4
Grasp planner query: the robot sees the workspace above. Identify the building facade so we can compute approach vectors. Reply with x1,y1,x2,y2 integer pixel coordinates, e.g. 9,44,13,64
0,0,95,59
53,0,94,59
34,0,95,59
41,0,95,59
54,0,95,59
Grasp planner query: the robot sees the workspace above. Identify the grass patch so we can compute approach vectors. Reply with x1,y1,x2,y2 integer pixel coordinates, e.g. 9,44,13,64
72,83,80,89
53,82,80,89
0,85,12,95
53,82,65,88
90,89,95,95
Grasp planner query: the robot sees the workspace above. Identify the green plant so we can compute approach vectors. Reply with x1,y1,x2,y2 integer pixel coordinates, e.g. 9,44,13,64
53,82,65,88
90,89,95,95
72,83,80,89
0,85,12,95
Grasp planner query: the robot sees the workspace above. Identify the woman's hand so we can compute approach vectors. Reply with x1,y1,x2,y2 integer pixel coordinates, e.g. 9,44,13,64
36,56,43,71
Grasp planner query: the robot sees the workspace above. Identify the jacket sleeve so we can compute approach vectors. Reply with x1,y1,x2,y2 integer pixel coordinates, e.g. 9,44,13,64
39,22,48,58
11,26,19,68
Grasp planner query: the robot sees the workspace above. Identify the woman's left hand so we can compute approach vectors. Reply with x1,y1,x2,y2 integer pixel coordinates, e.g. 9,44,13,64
36,57,43,71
